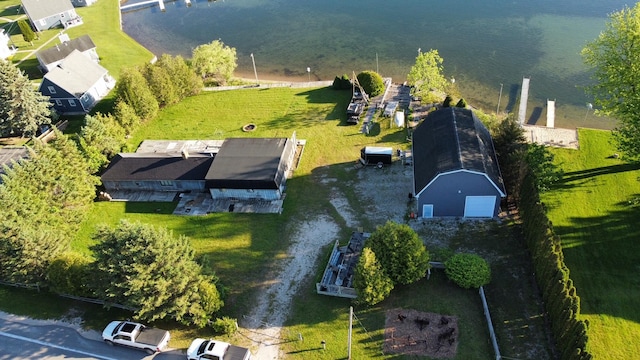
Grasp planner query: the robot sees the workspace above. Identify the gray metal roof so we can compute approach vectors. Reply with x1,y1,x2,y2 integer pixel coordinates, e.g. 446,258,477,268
37,35,95,65
412,107,505,195
21,0,74,21
101,154,214,181
42,50,107,97
205,138,288,189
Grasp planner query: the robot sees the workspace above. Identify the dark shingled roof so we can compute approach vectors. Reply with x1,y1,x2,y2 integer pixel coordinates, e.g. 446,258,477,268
101,154,214,181
205,138,287,189
37,35,95,66
413,107,505,195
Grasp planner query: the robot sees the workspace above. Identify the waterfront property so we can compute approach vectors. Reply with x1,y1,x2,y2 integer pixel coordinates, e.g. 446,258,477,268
101,134,301,213
412,107,506,218
39,50,115,114
21,0,83,32
36,34,98,73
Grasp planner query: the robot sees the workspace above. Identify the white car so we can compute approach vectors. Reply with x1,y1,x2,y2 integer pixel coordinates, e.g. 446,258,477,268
187,338,251,360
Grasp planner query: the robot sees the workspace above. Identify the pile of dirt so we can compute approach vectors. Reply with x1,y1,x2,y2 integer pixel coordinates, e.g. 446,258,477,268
384,308,458,358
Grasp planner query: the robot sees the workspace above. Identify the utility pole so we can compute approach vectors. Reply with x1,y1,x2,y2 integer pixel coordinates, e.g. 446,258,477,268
497,83,503,115
348,306,353,359
250,53,258,84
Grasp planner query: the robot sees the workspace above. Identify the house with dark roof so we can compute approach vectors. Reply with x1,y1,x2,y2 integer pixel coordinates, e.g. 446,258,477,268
205,137,296,201
101,153,214,193
412,107,506,218
36,34,98,73
101,135,298,203
39,50,115,114
1,29,17,60
21,0,82,32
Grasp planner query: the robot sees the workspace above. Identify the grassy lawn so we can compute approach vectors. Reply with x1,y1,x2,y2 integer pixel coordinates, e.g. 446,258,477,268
542,128,640,360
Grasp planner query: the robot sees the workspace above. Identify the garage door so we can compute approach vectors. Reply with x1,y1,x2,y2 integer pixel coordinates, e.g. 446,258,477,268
464,196,496,218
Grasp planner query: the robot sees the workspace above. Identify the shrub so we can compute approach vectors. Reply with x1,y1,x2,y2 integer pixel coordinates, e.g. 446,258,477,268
47,252,94,297
443,95,453,108
455,98,467,108
332,74,351,90
356,71,385,97
444,253,491,289
211,316,238,335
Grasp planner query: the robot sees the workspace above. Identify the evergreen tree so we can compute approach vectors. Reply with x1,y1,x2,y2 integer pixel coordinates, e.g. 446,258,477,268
0,134,97,284
353,248,394,305
156,54,203,98
17,20,36,45
113,100,141,135
455,98,467,108
90,220,224,327
115,67,158,121
0,61,51,137
142,62,179,107
81,113,125,159
442,95,453,108
365,221,430,285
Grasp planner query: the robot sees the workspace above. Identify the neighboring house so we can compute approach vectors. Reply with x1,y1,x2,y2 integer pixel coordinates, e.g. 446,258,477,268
101,135,298,202
0,29,17,60
412,107,506,218
21,0,82,32
70,0,98,6
36,34,98,73
39,49,115,114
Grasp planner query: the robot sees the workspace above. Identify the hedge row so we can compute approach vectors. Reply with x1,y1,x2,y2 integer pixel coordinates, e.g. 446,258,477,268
519,170,592,360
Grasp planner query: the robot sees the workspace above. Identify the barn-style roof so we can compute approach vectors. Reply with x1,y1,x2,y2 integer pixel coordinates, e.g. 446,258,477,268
37,35,95,66
21,0,73,20
205,138,288,189
412,107,505,195
101,154,214,181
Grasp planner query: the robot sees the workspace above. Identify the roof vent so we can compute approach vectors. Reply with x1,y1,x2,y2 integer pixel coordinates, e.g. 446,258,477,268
181,149,189,159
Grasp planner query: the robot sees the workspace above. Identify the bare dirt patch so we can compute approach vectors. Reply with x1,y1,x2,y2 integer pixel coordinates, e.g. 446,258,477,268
384,308,458,358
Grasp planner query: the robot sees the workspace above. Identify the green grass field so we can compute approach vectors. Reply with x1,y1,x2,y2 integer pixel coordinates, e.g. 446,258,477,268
542,129,640,360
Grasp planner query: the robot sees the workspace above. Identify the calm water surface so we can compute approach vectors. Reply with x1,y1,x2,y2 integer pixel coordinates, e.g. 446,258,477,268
122,0,631,129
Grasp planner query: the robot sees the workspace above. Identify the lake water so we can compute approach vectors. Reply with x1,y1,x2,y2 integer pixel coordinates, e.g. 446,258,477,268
122,0,630,129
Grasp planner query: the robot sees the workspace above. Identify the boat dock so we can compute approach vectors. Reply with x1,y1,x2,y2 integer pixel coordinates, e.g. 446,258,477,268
518,77,530,125
120,0,192,12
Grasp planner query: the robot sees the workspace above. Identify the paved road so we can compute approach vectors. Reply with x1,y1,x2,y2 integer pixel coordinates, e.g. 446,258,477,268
0,318,185,360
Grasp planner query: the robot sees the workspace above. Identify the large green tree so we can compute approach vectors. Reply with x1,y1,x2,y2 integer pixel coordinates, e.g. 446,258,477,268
142,62,179,107
115,67,158,121
407,49,448,99
156,54,203,98
0,61,51,137
353,248,394,305
365,221,430,285
582,3,640,158
191,40,237,85
0,134,97,284
90,220,224,327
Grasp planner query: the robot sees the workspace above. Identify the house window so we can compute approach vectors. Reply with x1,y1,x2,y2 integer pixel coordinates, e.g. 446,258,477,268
69,99,76,107
422,204,434,218
47,86,56,94
39,19,46,26
160,180,173,186
55,99,62,106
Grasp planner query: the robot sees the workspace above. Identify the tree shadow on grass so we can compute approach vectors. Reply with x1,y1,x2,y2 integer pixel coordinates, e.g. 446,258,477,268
552,194,640,324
